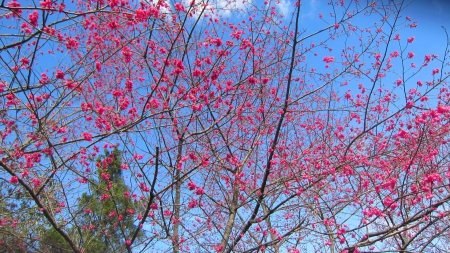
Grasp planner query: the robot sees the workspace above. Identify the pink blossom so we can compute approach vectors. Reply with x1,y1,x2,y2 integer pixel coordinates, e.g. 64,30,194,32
56,70,65,79
323,56,334,63
108,0,119,8
390,51,399,58
432,68,440,75
122,46,132,63
112,90,124,97
204,57,212,64
148,98,160,109
407,52,415,59
28,11,39,26
20,57,29,65
83,132,93,142
248,76,258,84
135,8,151,21
65,37,79,50
195,187,205,195
9,176,19,184
140,182,149,192
212,38,223,47
125,78,133,92
32,178,41,187
95,61,101,72
7,0,22,17
101,173,110,181
407,36,415,43
100,194,110,201
215,245,224,252
58,3,65,12
187,181,197,190
188,198,198,208
150,203,158,210
40,73,49,85
65,80,76,89
193,69,202,77
174,2,186,12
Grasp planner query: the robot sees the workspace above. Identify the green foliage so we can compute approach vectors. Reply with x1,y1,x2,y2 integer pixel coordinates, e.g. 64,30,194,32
39,227,72,253
0,183,39,253
40,148,142,252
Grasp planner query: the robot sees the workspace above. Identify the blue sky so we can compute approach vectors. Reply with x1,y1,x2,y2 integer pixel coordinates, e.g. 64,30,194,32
404,0,450,52
250,0,450,54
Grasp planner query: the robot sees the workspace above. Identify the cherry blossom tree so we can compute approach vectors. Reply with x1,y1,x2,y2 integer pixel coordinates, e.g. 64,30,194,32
1,0,450,252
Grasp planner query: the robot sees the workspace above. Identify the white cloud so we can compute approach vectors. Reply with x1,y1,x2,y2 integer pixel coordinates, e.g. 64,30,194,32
141,0,172,17
275,0,319,20
303,0,318,19
277,0,291,17
183,0,252,18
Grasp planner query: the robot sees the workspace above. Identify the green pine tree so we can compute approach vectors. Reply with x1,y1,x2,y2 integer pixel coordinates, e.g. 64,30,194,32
40,148,142,253
0,182,39,253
